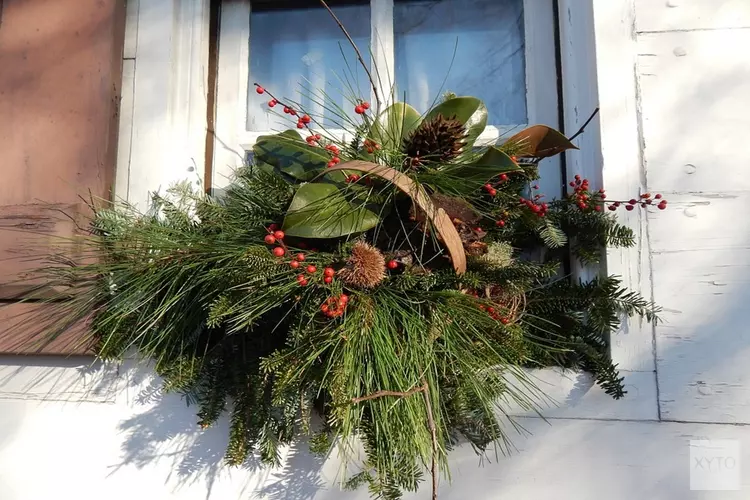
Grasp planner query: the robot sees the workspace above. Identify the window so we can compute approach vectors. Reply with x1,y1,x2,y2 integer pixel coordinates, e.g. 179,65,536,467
215,0,560,192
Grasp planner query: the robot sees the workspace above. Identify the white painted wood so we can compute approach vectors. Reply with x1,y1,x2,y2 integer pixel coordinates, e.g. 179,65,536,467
635,0,750,32
504,369,658,421
0,356,118,403
591,0,656,373
523,0,562,200
559,0,604,285
649,192,750,424
127,0,210,210
115,59,136,203
370,0,394,112
638,29,750,194
124,0,139,59
213,0,251,188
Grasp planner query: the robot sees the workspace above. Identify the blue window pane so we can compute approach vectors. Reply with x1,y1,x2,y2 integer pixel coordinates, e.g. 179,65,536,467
394,0,526,125
248,4,371,131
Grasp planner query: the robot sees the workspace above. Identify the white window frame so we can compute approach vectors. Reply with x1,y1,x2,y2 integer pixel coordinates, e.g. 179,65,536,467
213,0,561,193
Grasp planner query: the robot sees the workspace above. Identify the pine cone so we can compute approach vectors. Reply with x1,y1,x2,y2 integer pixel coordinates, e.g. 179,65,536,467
403,114,466,168
338,242,386,288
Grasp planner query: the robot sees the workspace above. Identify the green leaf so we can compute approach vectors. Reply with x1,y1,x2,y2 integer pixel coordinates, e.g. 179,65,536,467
282,183,380,238
447,147,521,190
253,131,330,181
505,125,578,159
424,96,488,149
371,102,422,150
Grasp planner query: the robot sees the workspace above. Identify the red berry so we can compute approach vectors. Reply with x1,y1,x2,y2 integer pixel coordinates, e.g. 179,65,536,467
625,204,634,211
387,260,399,270
501,318,509,325
324,268,335,278
290,260,300,269
269,223,279,231
484,183,492,191
578,202,586,210
496,220,506,227
321,304,329,313
296,253,305,262
332,157,341,164
488,188,497,197
268,99,277,107
574,174,581,180
327,161,336,168
608,205,617,211
306,265,317,274
264,234,276,244
297,121,304,129
510,156,518,162
272,247,285,257
255,86,265,94
354,105,365,114
600,194,606,199
300,114,311,124
628,199,637,205
324,276,333,284
290,109,297,116
658,201,667,210
655,193,663,199
339,294,349,304
594,205,602,212
284,106,291,114
273,230,285,240
569,182,576,187
641,193,651,199
296,274,306,281
362,101,370,110
533,184,539,190
299,279,308,286
614,202,621,207
500,174,508,181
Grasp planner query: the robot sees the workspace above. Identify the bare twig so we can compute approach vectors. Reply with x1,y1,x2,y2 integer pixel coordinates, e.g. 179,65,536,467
352,380,440,499
421,380,439,500
319,0,382,111
351,385,424,404
568,107,600,143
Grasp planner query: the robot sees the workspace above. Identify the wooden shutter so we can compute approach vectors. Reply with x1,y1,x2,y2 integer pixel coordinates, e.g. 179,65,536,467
0,0,125,354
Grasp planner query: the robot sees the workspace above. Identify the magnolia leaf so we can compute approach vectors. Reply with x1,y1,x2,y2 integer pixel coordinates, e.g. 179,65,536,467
506,125,578,159
283,183,380,238
371,102,422,150
253,131,330,181
424,96,488,149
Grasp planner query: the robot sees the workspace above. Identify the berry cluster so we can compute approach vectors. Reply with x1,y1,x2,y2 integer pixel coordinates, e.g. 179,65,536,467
306,133,322,145
519,183,549,218
320,294,349,318
363,138,381,154
354,101,370,115
262,223,288,257
255,84,310,130
324,144,341,168
568,175,668,212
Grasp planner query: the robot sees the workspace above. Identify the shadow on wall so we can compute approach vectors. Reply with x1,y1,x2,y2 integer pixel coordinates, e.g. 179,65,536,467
111,366,330,500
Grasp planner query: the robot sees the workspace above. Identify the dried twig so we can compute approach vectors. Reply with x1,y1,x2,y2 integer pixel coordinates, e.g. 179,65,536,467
319,0,382,112
351,385,425,404
352,380,440,500
568,107,600,142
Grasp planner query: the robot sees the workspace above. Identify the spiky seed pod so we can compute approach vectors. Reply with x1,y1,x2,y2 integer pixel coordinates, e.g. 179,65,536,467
338,241,386,288
403,114,467,167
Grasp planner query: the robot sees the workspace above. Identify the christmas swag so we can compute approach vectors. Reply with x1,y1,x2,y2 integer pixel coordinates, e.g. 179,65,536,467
18,14,665,499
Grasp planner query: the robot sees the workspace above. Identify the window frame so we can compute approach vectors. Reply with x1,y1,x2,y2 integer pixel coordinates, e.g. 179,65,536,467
213,0,561,194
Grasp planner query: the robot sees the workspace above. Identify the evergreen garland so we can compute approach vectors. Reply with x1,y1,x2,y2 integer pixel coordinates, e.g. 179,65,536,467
13,34,669,500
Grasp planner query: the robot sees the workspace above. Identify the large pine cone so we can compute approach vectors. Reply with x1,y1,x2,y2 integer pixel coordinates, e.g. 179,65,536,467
403,114,466,168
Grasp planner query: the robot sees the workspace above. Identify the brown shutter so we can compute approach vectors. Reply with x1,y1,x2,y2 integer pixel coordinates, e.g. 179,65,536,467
0,0,125,354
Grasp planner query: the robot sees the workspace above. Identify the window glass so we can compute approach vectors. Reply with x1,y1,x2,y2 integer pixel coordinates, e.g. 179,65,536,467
394,0,526,124
248,3,371,131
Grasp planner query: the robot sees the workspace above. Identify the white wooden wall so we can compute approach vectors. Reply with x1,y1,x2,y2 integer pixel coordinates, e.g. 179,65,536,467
2,1,750,498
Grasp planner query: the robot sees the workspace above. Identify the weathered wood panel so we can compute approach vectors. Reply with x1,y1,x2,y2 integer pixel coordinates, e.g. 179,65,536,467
636,0,750,32
0,304,94,355
639,29,750,423
0,0,125,353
